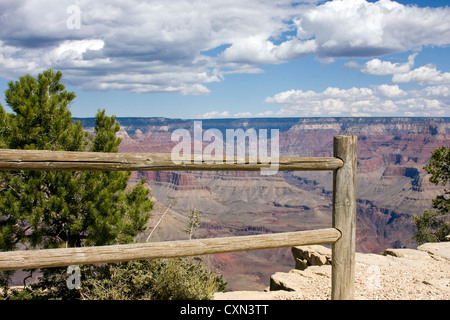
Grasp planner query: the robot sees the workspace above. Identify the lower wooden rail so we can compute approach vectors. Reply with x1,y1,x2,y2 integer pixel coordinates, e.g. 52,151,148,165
0,228,341,271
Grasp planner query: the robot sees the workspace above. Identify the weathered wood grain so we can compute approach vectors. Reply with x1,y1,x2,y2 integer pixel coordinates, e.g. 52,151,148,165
0,149,343,171
331,135,357,300
0,228,341,271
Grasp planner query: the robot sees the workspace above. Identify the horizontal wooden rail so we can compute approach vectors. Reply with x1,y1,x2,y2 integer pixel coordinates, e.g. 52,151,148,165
0,149,343,171
0,228,341,271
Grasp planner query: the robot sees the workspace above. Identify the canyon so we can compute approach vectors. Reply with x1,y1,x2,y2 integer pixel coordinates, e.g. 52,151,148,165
78,116,450,291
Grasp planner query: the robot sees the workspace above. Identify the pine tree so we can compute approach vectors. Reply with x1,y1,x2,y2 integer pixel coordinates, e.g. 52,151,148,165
413,146,450,244
0,69,225,300
0,70,153,291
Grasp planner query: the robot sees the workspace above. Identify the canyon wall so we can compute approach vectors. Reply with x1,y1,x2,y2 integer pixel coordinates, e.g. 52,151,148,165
78,116,450,290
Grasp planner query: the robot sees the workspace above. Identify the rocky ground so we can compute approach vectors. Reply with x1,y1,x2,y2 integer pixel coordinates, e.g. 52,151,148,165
214,242,450,300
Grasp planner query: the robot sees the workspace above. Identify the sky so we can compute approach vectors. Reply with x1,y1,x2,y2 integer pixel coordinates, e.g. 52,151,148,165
0,0,449,119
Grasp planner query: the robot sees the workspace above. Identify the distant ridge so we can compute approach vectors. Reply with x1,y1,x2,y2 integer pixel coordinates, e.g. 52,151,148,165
72,115,450,290
74,116,450,132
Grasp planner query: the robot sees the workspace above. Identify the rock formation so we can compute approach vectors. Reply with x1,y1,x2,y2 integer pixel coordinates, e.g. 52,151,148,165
214,241,450,300
268,242,450,300
76,116,450,291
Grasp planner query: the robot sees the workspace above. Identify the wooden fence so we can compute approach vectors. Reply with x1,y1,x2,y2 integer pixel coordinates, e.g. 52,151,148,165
0,134,357,300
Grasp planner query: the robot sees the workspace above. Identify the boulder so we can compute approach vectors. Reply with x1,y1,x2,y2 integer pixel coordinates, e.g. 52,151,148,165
383,248,430,260
269,272,297,291
417,242,450,261
291,245,332,270
218,243,450,300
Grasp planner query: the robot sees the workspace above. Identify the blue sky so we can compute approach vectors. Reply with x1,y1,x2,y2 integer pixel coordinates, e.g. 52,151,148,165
0,0,449,119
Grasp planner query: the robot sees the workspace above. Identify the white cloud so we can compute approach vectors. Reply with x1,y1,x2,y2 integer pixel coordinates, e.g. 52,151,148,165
374,84,407,98
219,37,317,64
395,98,445,116
392,64,450,85
266,83,449,117
350,53,450,97
0,0,450,97
233,112,252,118
0,41,39,76
266,87,383,116
255,110,275,117
220,37,279,65
219,0,450,64
200,111,230,119
361,53,417,76
417,85,450,98
295,0,450,58
0,0,305,94
350,53,450,88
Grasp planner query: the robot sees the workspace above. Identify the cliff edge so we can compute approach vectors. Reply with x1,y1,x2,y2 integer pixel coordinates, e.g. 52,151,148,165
214,242,450,300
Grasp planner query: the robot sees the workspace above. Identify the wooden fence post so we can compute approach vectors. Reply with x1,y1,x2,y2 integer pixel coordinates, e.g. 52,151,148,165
331,135,357,300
